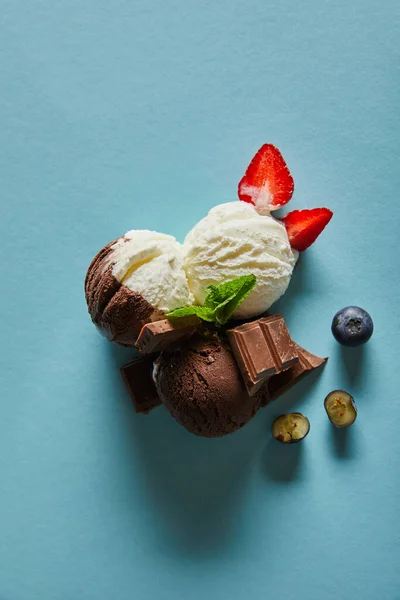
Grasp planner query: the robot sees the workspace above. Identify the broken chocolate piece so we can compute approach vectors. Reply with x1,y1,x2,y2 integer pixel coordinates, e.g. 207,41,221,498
227,314,298,396
259,316,299,370
120,356,162,413
268,343,327,401
135,316,201,355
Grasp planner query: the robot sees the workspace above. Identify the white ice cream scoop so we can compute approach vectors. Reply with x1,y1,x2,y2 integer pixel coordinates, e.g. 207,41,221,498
183,202,297,319
85,230,193,346
106,230,193,313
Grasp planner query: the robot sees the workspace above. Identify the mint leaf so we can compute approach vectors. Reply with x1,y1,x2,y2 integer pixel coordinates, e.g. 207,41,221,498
167,275,257,326
167,305,216,322
209,275,257,325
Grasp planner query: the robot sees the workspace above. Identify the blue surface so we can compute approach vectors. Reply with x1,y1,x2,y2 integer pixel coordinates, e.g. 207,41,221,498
1,1,399,598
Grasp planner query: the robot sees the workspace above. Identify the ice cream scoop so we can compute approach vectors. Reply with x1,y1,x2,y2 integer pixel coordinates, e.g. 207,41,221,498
153,333,270,437
85,230,193,345
183,202,297,320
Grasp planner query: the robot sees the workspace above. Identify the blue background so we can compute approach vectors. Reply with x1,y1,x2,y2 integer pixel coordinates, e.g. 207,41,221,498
1,1,399,598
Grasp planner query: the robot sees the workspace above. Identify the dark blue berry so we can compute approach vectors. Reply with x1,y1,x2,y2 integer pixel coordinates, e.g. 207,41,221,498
331,306,373,347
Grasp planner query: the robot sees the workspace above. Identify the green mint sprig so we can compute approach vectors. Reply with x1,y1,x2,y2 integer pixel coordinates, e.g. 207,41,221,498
167,274,257,326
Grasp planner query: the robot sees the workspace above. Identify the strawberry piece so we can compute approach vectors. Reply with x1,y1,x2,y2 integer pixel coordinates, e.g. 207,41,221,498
238,144,294,213
281,208,333,251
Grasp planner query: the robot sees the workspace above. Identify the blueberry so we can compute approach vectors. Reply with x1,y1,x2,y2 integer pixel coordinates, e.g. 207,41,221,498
324,390,357,428
331,306,373,347
272,413,310,443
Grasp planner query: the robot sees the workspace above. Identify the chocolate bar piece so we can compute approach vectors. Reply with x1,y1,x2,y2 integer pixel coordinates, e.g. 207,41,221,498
120,356,162,414
135,316,201,355
267,343,327,402
227,315,298,395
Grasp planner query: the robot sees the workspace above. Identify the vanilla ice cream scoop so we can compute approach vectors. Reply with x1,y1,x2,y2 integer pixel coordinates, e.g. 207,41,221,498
85,230,193,345
183,202,297,319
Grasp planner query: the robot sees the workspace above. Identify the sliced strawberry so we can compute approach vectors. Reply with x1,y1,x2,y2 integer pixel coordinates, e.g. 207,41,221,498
238,144,294,213
281,208,333,251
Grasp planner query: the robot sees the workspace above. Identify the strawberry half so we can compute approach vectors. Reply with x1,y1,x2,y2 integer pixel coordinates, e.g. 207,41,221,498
238,144,294,213
281,208,333,251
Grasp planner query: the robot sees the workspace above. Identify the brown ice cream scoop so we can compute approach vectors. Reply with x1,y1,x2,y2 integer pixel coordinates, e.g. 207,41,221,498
84,239,163,345
84,231,193,346
154,334,270,437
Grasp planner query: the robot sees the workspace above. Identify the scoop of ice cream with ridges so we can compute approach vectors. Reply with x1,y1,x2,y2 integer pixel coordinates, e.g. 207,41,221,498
177,143,332,320
183,201,297,319
153,333,271,438
85,230,193,345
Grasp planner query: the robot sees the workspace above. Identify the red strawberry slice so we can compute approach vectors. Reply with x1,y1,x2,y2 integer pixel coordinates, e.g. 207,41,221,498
238,144,294,213
281,208,333,251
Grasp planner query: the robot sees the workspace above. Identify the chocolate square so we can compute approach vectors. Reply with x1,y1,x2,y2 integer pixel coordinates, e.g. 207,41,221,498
120,356,161,413
227,314,298,395
135,316,201,355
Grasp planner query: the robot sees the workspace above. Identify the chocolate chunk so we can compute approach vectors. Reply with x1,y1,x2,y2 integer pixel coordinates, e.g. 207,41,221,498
227,315,298,395
259,315,299,370
120,357,162,413
268,343,327,401
135,316,201,355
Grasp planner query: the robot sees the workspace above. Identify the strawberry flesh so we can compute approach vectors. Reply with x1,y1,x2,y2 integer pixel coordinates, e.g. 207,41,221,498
238,144,294,213
281,208,333,251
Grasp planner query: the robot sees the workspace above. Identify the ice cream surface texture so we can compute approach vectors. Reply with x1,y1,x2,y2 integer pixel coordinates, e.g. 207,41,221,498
107,230,193,313
154,334,270,437
183,202,297,319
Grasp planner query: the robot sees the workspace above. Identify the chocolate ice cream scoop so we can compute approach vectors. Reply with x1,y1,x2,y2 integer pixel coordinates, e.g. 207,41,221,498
153,334,270,437
85,230,193,346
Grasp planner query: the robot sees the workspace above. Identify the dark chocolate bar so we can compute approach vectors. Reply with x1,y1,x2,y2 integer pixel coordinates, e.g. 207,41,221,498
120,356,162,413
227,314,298,395
267,343,327,402
135,316,201,355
